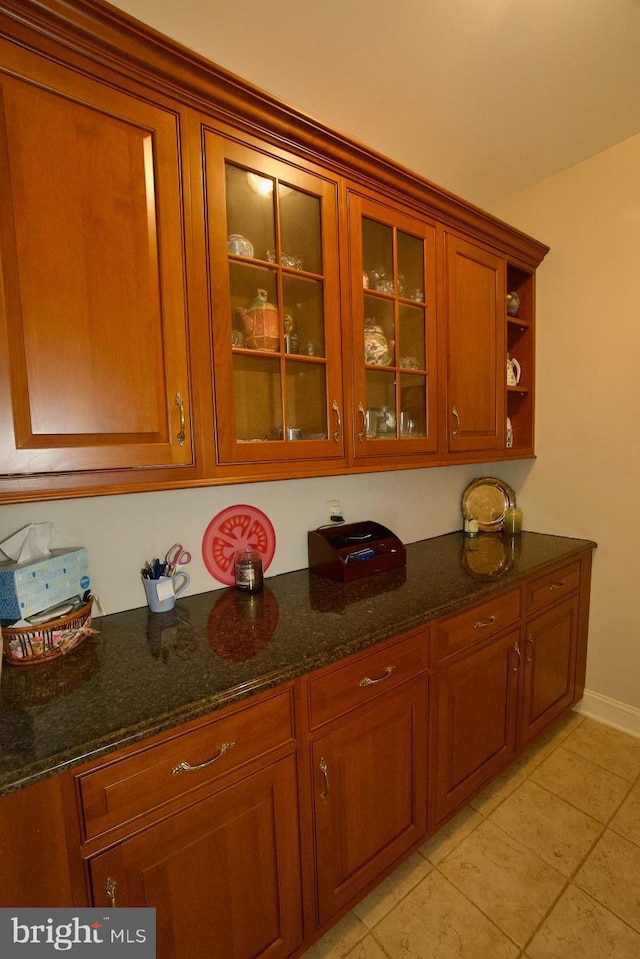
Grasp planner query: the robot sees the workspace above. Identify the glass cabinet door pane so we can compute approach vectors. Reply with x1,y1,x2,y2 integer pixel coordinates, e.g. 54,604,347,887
225,165,275,259
230,263,280,351
282,276,325,357
364,296,395,366
233,355,282,441
398,304,426,371
397,231,425,302
285,360,328,439
362,218,393,291
400,372,427,437
365,370,396,439
279,187,323,274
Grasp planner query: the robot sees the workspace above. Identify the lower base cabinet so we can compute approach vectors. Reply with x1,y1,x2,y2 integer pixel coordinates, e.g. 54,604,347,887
0,548,594,959
432,628,520,826
89,754,303,959
311,678,428,927
520,594,580,748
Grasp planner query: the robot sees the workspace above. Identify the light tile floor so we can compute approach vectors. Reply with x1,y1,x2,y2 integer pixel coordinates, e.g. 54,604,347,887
302,713,640,959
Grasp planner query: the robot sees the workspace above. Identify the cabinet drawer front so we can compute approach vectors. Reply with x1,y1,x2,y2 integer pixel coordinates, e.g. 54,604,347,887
308,630,428,730
78,689,294,840
434,589,521,661
526,562,581,614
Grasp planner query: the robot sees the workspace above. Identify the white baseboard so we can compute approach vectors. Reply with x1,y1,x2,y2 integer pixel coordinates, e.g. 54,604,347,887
574,689,640,739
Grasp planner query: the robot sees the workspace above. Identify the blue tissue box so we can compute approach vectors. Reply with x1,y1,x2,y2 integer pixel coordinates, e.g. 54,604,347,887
0,548,91,621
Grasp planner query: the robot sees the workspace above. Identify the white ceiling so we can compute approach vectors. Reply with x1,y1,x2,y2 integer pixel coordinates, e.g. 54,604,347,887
110,0,640,211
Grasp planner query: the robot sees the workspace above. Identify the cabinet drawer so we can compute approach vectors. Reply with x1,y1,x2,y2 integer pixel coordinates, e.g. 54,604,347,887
434,589,521,661
78,688,294,841
526,562,581,615
308,630,428,730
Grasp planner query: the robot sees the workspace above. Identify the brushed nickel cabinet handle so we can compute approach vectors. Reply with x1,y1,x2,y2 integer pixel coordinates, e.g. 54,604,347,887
175,392,186,447
319,757,330,802
526,634,535,664
359,665,396,687
171,741,235,775
549,581,565,591
357,402,366,442
106,877,117,908
451,405,461,439
513,640,521,673
332,400,342,442
474,615,496,629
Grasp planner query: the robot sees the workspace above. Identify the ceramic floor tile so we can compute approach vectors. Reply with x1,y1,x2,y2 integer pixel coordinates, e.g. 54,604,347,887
609,779,640,848
574,828,640,932
437,819,566,947
468,762,529,817
343,935,389,959
373,871,519,959
527,883,640,959
488,779,603,876
561,718,640,781
529,745,631,822
302,912,368,959
353,852,433,929
419,806,484,866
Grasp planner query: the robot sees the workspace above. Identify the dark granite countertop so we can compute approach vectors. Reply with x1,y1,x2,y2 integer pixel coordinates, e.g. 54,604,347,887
0,530,595,797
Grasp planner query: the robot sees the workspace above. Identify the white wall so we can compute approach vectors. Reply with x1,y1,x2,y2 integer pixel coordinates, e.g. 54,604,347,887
495,134,640,722
0,463,511,615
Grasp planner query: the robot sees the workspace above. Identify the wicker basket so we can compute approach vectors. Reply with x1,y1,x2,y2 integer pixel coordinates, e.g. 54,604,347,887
2,598,94,666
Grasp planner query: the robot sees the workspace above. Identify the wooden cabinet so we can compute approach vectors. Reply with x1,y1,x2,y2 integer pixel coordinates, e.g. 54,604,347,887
0,37,202,497
79,688,303,959
519,562,582,747
303,630,428,928
444,234,506,455
197,126,345,477
0,0,548,503
347,190,439,464
89,756,302,959
0,543,595,955
431,591,521,826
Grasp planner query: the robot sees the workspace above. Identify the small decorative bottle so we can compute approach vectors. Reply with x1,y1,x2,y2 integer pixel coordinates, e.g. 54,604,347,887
506,290,520,317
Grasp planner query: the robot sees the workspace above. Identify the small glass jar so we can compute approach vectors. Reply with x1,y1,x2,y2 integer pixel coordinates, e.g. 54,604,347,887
503,507,523,535
234,548,263,592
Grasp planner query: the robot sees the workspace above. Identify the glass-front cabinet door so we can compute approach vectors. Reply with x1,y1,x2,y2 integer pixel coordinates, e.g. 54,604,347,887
202,133,344,468
348,192,438,462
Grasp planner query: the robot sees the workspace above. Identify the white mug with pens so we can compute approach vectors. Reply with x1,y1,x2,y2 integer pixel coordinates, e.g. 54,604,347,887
141,544,191,613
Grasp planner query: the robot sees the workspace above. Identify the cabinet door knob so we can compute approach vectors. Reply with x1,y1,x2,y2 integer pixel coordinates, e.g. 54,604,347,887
358,665,396,687
549,581,565,591
171,741,235,775
175,392,186,447
332,400,342,442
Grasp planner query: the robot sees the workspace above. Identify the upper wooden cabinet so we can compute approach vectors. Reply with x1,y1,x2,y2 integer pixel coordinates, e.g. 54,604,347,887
197,127,346,476
444,234,506,455
347,190,439,465
0,39,203,497
0,0,549,502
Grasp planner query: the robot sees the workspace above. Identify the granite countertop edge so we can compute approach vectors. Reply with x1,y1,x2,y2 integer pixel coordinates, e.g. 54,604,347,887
0,531,597,797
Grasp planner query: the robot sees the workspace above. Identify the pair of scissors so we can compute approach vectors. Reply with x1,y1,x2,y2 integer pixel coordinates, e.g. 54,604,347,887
165,543,192,568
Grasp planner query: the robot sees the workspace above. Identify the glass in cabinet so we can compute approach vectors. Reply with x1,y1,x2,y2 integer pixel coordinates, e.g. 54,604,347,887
202,134,344,466
349,193,438,459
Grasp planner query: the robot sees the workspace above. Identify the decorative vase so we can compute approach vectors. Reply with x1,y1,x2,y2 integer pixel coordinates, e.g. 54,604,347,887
506,290,520,317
